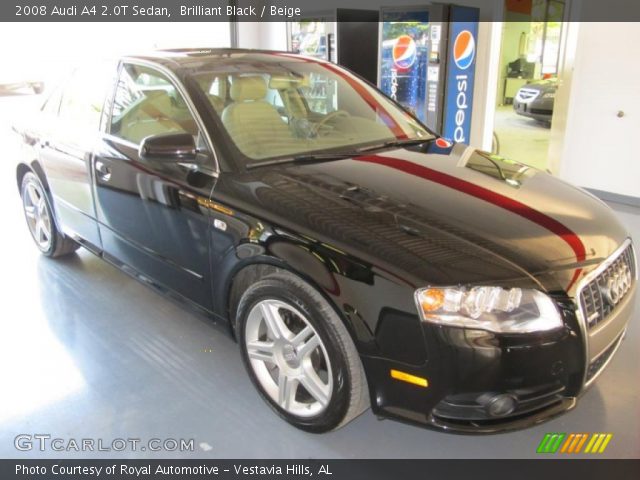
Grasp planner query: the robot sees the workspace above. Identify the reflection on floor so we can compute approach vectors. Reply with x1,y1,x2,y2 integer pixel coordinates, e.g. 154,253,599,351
493,105,550,171
0,93,638,459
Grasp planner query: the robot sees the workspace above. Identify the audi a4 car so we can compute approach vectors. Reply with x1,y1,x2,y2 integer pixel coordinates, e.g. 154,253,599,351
13,49,636,433
513,78,557,125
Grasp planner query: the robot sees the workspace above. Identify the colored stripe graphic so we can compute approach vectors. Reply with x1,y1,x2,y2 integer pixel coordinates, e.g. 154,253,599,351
538,433,613,454
537,433,565,453
560,433,589,453
585,433,613,454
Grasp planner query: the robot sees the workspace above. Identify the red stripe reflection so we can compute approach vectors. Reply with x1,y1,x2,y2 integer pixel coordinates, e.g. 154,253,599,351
357,154,586,291
270,52,407,139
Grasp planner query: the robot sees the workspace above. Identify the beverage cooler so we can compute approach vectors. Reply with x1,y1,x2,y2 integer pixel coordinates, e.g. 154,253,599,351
378,4,479,143
288,9,379,115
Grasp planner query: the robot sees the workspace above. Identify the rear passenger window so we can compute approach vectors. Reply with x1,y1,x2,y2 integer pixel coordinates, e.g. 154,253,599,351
58,64,112,131
110,63,198,144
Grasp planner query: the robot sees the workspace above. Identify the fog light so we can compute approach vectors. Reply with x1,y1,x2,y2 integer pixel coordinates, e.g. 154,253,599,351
483,394,517,417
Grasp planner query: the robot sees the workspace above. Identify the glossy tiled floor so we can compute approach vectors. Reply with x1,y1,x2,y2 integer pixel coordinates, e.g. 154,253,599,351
0,93,638,459
493,105,550,171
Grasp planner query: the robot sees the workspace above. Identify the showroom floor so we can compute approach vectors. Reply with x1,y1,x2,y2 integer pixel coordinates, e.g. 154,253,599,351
0,92,638,459
493,105,550,171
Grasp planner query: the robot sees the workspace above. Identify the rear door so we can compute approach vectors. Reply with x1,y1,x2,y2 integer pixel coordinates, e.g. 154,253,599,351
92,61,218,310
38,62,115,250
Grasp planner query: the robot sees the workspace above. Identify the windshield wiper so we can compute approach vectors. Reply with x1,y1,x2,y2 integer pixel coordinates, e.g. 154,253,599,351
246,151,358,170
356,137,432,153
245,138,434,170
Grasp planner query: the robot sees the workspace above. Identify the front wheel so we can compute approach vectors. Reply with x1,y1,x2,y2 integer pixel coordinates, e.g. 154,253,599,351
236,271,369,432
21,172,79,258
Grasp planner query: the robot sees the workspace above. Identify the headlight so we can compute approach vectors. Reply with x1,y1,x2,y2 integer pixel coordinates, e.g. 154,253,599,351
414,286,563,334
542,92,555,99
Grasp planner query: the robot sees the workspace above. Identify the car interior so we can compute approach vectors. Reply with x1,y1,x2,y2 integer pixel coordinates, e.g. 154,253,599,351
109,63,428,163
193,70,406,161
110,67,199,145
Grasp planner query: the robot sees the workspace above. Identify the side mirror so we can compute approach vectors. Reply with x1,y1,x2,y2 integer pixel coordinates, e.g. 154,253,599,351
139,132,197,162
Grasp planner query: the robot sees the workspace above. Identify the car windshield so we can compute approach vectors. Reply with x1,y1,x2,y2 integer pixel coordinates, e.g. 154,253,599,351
188,53,434,164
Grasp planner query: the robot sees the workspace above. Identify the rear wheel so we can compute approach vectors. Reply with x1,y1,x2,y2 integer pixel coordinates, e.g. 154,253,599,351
21,172,78,258
236,271,369,432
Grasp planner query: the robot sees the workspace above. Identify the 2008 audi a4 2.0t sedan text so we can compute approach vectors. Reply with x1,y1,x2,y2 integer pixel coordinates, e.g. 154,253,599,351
13,49,636,433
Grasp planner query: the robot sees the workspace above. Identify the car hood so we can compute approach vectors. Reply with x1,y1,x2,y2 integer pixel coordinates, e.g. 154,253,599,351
217,143,629,295
523,79,557,94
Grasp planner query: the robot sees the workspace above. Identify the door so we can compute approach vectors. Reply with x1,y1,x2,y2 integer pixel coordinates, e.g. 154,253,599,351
93,62,218,309
38,63,114,249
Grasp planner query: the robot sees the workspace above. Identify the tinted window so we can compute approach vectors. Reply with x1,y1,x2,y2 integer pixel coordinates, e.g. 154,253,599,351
110,64,198,144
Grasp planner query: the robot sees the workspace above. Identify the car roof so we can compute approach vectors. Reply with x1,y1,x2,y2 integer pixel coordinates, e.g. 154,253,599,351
123,48,310,72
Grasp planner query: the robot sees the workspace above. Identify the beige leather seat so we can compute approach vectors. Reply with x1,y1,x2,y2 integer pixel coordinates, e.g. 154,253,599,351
119,90,196,144
221,76,296,159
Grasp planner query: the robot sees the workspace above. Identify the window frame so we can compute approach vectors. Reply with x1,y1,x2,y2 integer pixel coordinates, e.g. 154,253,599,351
104,59,220,175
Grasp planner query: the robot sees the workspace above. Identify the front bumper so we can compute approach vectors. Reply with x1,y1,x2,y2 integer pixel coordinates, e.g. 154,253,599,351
513,96,554,122
362,251,635,433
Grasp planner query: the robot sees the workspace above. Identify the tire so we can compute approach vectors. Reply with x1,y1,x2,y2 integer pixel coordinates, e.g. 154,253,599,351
21,171,79,258
236,271,369,432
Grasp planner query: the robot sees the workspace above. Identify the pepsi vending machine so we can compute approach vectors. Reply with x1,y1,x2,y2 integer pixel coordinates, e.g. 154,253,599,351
378,4,479,143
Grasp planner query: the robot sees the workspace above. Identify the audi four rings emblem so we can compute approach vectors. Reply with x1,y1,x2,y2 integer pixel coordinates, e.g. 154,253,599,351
603,264,632,306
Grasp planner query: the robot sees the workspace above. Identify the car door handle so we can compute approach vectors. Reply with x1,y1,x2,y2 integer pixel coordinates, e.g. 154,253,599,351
95,160,112,181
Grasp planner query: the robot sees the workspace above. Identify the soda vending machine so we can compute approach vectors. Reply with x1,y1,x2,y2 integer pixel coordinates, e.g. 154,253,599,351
378,4,479,143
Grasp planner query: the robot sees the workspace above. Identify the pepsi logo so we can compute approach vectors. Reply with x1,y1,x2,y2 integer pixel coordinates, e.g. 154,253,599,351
392,35,417,71
435,138,452,148
453,30,475,70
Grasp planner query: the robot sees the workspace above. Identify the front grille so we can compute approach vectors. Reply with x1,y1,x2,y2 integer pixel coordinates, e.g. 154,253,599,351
516,88,539,101
530,108,552,115
579,243,636,330
586,333,623,383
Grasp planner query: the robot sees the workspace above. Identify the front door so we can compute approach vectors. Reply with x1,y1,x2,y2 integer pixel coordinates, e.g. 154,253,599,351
92,62,218,310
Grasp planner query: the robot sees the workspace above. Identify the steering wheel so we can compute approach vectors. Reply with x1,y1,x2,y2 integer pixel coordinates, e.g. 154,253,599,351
312,110,351,136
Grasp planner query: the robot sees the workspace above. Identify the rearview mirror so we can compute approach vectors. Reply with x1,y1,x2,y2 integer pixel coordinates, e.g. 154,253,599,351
139,132,197,162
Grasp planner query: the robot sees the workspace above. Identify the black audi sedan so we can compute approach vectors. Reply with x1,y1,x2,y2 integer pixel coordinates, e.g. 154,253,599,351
14,49,636,433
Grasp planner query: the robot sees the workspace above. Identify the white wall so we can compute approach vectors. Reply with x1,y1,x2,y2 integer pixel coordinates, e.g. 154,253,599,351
0,22,231,86
237,21,287,50
550,22,640,198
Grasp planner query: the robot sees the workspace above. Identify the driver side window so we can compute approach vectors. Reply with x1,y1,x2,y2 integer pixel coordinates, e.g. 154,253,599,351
110,64,198,145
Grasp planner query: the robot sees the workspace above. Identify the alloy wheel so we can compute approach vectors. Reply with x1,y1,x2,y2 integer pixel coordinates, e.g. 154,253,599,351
244,299,333,417
23,179,52,251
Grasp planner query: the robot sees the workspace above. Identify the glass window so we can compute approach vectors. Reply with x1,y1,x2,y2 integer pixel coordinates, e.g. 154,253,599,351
58,65,111,131
191,55,432,163
110,64,198,145
300,73,337,115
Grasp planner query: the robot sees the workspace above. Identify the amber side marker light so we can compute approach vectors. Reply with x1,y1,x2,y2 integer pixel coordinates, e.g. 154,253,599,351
390,369,429,387
419,288,444,314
